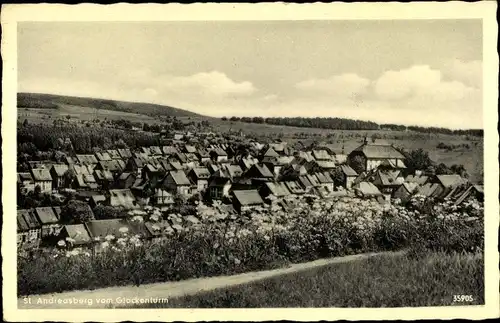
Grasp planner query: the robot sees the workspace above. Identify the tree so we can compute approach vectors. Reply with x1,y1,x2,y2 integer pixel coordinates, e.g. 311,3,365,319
350,155,365,174
65,115,71,120
450,164,468,178
221,116,228,121
60,200,95,224
435,163,453,175
331,167,346,188
23,119,29,127
93,205,124,220
404,148,433,172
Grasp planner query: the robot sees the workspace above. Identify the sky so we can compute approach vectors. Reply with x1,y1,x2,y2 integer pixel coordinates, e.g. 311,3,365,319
18,20,483,129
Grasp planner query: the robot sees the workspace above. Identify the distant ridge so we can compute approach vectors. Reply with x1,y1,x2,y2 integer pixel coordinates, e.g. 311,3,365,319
17,92,203,118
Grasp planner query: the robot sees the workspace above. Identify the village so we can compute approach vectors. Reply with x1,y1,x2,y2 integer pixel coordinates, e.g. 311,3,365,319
16,125,484,253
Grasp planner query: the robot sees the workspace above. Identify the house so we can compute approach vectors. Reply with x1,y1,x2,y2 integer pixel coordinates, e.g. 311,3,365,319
95,151,112,162
126,158,147,176
33,207,61,238
260,146,279,160
210,148,229,162
76,154,99,165
338,165,358,189
162,146,179,156
143,164,163,186
184,145,197,154
354,182,384,202
149,146,163,156
64,156,76,165
188,167,211,192
196,148,211,163
153,188,175,211
108,189,140,210
115,172,138,189
453,184,484,205
232,189,265,213
297,175,314,191
89,194,107,209
85,218,151,248
316,160,336,171
31,168,53,193
259,182,291,201
431,174,468,189
72,164,92,176
50,164,69,189
315,172,335,191
208,177,232,200
280,164,308,181
117,148,132,159
107,149,122,160
262,156,293,178
239,156,259,171
93,169,114,189
243,164,274,181
333,154,348,165
347,138,406,172
96,160,125,174
416,183,444,198
393,182,420,201
223,164,244,180
84,174,99,190
372,170,405,195
17,209,41,248
72,174,89,190
17,172,35,193
306,174,321,187
59,224,92,247
269,142,288,156
284,181,306,195
312,149,332,161
405,173,429,186
162,170,192,197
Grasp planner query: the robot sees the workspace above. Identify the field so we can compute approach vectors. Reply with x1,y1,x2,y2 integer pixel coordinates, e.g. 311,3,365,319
131,251,484,308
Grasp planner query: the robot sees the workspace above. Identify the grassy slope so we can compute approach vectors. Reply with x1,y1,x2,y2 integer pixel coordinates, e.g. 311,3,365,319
134,252,484,308
17,92,202,118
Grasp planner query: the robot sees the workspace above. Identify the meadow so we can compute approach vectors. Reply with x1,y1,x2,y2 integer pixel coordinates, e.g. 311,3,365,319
132,251,484,308
18,195,483,297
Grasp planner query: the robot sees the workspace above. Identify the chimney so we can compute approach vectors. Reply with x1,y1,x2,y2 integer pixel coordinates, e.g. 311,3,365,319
363,136,369,144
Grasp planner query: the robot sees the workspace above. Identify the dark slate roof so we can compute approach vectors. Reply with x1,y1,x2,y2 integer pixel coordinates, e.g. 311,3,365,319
340,165,358,177
209,177,232,187
34,207,59,225
51,164,69,177
62,224,92,245
191,167,211,180
18,172,34,182
168,170,191,186
233,190,264,206
351,143,405,159
31,168,52,181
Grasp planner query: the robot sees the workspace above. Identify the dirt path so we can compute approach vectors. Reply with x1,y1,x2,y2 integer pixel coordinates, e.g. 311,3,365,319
18,251,404,309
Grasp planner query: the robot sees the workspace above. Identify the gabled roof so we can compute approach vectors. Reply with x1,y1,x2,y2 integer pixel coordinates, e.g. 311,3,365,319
284,181,306,194
162,146,179,155
72,164,91,176
108,189,139,209
405,174,429,185
232,189,264,206
312,150,331,161
167,170,191,186
417,183,442,197
211,147,228,156
18,172,34,182
246,164,274,178
95,152,112,161
107,150,121,160
400,182,419,194
31,168,52,181
34,207,59,225
150,146,163,155
94,169,114,181
298,176,313,188
306,174,320,186
197,148,210,158
435,175,468,188
351,144,405,159
20,209,40,229
76,154,99,164
190,167,211,180
316,160,336,169
51,164,69,177
264,182,291,197
17,211,30,232
225,164,243,178
262,147,279,158
209,176,232,187
340,165,358,177
355,182,383,197
84,174,97,184
62,224,92,245
91,194,107,205
184,145,197,153
75,175,88,188
117,149,132,159
315,172,334,184
376,170,404,186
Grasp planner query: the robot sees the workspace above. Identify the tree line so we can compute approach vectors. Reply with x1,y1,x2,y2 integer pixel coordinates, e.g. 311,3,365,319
221,117,483,137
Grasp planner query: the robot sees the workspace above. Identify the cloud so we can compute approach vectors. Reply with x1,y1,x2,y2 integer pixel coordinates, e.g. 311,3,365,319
373,65,480,103
158,71,256,97
442,59,482,89
295,73,370,98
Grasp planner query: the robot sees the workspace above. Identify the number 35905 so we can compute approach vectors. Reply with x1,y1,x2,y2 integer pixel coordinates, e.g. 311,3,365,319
453,295,474,302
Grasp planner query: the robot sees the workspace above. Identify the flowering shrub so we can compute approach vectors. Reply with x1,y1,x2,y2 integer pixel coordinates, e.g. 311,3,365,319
18,195,483,295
